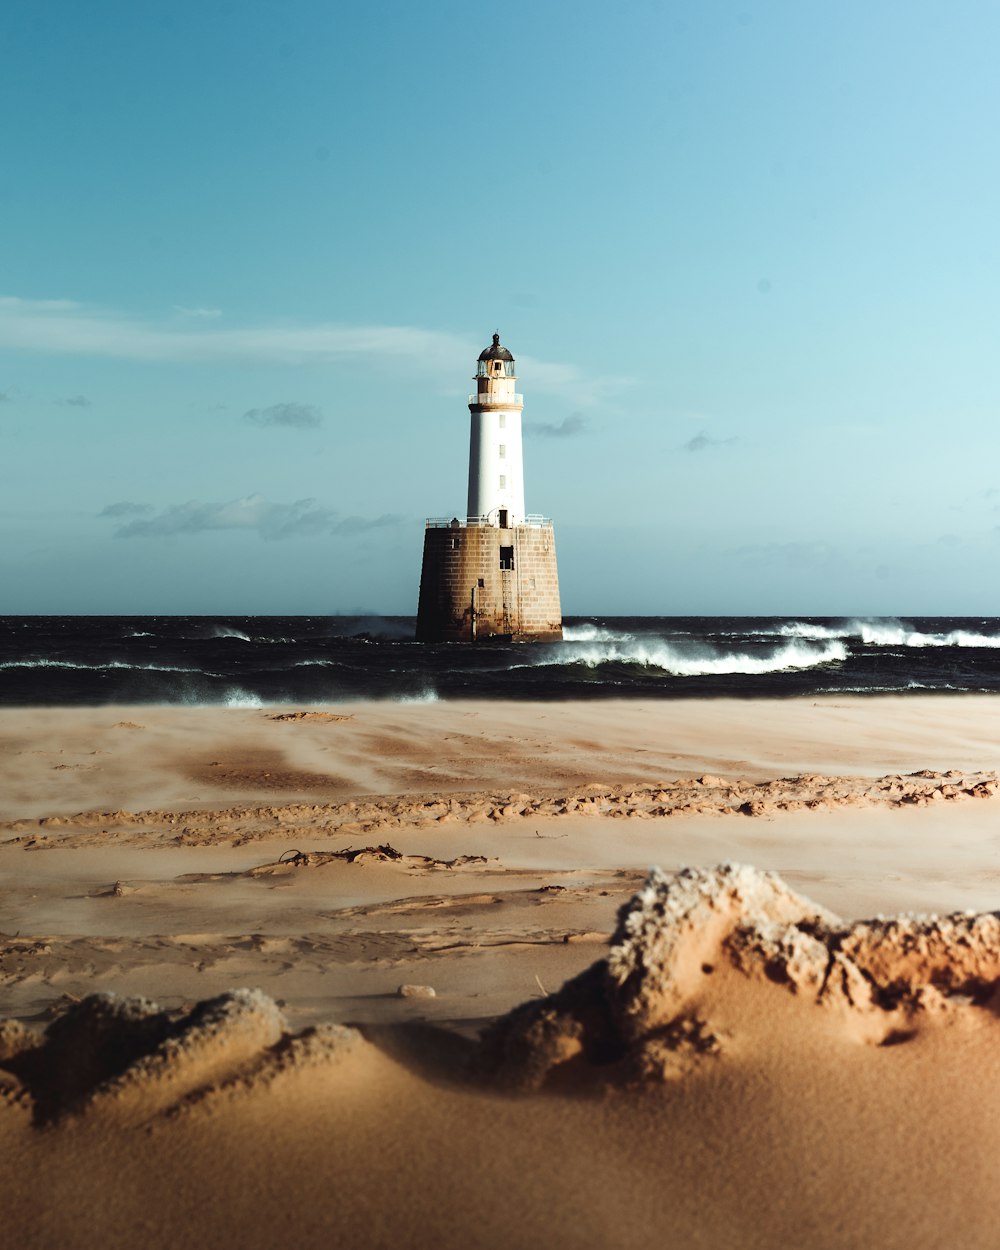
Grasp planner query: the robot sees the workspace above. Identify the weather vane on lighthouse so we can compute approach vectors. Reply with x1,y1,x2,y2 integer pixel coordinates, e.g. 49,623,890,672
416,331,563,642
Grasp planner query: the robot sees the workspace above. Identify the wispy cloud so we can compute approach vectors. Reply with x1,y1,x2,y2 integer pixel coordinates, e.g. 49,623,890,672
58,393,91,408
526,414,588,438
0,389,13,404
0,296,620,403
100,494,400,540
98,501,154,518
684,432,737,453
0,296,470,370
244,401,323,429
173,305,223,319
729,540,843,570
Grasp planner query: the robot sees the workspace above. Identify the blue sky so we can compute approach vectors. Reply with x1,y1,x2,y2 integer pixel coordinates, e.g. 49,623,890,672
2,0,999,614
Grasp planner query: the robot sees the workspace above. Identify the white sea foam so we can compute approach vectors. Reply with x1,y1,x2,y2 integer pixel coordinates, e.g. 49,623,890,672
222,688,264,707
539,636,848,677
774,622,848,641
211,626,252,641
856,622,1000,649
774,619,1000,649
562,623,633,643
397,689,439,703
0,659,204,673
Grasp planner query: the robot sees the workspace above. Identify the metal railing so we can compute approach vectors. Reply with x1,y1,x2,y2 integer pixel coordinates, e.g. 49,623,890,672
425,514,552,529
468,392,523,407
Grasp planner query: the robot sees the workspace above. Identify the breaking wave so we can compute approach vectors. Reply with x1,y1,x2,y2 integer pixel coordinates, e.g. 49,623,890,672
857,623,1000,649
562,623,631,644
0,659,206,674
221,687,264,708
540,636,848,677
210,626,252,641
775,619,1000,649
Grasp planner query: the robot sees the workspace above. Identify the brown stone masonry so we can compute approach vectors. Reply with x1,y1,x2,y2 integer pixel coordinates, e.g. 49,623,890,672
415,524,563,643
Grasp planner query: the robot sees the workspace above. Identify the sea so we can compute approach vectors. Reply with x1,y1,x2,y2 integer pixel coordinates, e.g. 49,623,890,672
1,616,999,706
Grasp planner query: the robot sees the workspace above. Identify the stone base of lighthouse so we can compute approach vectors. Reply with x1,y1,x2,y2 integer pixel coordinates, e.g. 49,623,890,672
416,523,563,643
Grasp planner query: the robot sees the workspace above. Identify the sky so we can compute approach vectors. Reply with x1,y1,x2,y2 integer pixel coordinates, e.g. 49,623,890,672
2,0,999,616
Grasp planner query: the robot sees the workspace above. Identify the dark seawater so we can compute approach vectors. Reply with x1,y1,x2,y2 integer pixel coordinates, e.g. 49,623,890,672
2,616,1000,706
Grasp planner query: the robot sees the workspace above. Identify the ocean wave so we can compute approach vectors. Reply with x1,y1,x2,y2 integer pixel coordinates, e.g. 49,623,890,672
0,659,206,674
562,623,633,643
815,680,961,694
328,616,414,641
773,622,847,641
857,623,1000,649
210,626,252,641
774,619,1000,649
536,637,848,677
222,688,264,708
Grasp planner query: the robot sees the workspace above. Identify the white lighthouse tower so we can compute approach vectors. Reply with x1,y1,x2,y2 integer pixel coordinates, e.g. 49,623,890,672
415,331,563,643
467,332,525,527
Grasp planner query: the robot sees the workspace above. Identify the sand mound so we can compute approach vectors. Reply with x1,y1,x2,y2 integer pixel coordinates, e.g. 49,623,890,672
1,989,360,1124
10,864,1000,1117
480,863,1000,1089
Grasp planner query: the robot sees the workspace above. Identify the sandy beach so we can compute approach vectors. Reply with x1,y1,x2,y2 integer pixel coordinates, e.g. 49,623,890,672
4,695,1000,1248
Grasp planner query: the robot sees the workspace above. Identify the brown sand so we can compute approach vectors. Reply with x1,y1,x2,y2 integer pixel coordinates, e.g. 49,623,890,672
3,696,1000,1249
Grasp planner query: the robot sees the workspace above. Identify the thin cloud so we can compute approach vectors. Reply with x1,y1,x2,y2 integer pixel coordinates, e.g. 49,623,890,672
102,494,400,540
0,296,620,403
729,540,843,570
527,414,588,438
0,296,472,370
59,394,91,407
98,501,155,518
173,305,223,319
684,432,737,453
244,401,323,429
0,390,12,404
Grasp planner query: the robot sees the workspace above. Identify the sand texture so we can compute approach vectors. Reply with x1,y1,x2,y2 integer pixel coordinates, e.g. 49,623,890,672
4,696,1000,1248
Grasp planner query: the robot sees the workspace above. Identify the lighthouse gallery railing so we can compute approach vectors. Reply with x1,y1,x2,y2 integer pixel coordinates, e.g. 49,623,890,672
467,392,524,406
424,515,552,529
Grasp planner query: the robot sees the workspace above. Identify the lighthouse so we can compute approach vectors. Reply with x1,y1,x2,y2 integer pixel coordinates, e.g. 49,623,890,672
416,332,563,642
467,332,526,526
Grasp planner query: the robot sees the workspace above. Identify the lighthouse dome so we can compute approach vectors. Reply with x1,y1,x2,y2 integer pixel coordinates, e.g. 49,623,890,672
478,332,514,363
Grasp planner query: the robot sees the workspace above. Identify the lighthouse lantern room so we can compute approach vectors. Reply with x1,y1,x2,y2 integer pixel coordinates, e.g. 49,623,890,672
416,332,563,643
